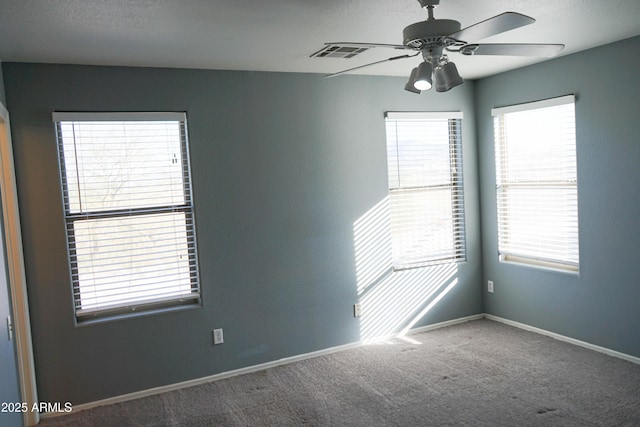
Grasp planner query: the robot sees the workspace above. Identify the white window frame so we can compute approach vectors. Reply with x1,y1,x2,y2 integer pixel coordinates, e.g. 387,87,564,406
492,95,580,273
384,111,466,270
53,112,201,322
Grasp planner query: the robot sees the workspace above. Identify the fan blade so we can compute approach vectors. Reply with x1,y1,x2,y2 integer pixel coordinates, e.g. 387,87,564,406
324,53,420,78
449,12,535,42
325,42,414,50
460,43,565,57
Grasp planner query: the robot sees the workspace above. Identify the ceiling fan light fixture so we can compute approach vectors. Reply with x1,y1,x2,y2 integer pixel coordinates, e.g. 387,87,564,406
413,61,433,91
434,61,463,92
434,65,449,92
322,2,564,94
404,67,422,94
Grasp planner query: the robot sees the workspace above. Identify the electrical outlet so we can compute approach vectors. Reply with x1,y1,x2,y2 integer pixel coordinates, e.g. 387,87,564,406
353,303,362,318
488,280,494,293
213,328,224,345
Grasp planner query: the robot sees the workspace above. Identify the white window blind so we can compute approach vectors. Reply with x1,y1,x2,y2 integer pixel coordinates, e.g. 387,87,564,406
385,112,466,269
53,112,200,320
492,95,579,272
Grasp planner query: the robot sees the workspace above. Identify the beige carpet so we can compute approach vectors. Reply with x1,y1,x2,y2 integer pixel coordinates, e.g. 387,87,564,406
40,319,640,426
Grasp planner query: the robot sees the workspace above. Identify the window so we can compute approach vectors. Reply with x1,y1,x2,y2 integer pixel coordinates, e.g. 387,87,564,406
492,95,579,272
53,112,200,321
385,112,466,269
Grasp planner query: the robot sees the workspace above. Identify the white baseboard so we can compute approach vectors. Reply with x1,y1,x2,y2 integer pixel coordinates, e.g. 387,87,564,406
41,314,482,418
43,312,639,419
409,313,484,335
45,341,363,418
484,314,640,365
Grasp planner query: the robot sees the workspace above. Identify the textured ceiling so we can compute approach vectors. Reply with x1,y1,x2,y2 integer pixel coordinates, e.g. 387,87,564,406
1,0,639,80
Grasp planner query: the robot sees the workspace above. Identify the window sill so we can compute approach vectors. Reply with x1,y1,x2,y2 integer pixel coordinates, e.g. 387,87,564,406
75,298,202,327
499,254,579,276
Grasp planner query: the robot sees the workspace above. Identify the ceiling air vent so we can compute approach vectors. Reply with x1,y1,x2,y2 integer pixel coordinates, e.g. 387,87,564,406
310,45,370,59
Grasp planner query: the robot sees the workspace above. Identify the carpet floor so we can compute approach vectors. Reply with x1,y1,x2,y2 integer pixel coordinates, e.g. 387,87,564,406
40,319,640,426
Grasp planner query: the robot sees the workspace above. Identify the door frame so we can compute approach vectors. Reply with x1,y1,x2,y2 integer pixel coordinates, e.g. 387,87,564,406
0,101,38,426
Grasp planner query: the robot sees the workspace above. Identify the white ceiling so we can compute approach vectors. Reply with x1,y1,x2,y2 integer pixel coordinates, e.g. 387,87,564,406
1,0,640,80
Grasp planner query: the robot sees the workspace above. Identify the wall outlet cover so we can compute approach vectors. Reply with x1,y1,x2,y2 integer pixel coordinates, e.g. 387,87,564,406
213,328,224,345
353,304,362,317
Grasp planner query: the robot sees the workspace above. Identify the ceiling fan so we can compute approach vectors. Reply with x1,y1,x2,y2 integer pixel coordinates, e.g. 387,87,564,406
322,0,564,93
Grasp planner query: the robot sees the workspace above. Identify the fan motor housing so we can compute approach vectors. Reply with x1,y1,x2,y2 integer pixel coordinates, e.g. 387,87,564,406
403,19,461,47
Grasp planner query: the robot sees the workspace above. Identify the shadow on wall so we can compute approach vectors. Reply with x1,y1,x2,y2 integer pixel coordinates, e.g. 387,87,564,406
353,197,459,343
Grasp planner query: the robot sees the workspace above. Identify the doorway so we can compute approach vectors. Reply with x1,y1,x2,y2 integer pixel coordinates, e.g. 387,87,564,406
0,101,38,426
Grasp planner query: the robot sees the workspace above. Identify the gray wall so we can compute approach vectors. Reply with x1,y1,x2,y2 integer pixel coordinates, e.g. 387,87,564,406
0,63,5,105
476,36,640,357
2,63,481,404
